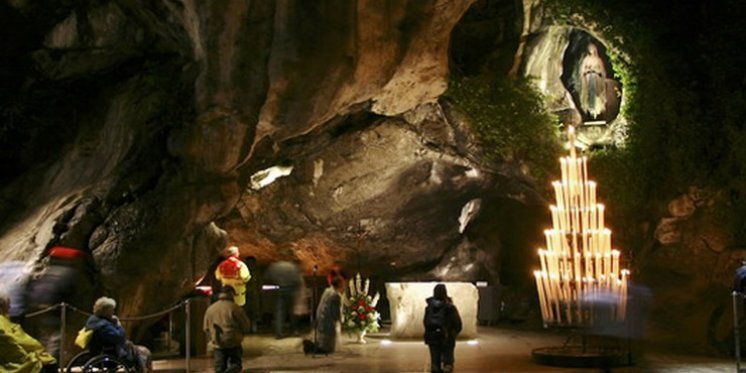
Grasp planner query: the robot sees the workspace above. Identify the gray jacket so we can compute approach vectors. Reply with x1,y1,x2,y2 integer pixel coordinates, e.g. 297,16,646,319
315,287,342,352
203,299,251,349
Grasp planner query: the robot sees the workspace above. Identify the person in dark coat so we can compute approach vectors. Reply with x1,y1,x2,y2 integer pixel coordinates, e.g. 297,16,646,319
423,284,462,373
84,297,151,372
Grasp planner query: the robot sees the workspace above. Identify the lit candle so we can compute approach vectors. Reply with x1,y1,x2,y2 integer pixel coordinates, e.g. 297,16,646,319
620,270,629,320
583,157,589,204
589,181,596,210
551,206,559,229
539,249,548,274
603,228,611,253
553,181,564,209
535,271,549,321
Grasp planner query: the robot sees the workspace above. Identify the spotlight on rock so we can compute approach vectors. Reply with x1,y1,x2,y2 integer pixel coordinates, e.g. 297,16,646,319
249,165,293,190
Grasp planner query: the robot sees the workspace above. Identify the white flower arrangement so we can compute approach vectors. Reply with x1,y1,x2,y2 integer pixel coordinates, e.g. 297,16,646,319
342,272,381,334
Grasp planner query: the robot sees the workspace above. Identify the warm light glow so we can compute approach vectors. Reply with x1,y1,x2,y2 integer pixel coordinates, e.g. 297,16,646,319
467,339,479,346
380,339,393,346
249,165,293,190
533,126,629,326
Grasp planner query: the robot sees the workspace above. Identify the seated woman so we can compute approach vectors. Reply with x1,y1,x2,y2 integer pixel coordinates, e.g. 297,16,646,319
85,297,151,372
0,291,57,373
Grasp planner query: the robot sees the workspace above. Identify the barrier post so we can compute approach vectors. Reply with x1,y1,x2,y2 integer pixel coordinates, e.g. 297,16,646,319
185,299,191,372
735,291,741,372
168,311,173,352
60,302,67,369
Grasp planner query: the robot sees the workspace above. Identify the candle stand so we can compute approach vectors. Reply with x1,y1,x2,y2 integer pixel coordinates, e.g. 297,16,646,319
531,126,632,368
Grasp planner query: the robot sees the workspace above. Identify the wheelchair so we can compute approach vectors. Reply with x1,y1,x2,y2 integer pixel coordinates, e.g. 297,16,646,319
65,349,137,372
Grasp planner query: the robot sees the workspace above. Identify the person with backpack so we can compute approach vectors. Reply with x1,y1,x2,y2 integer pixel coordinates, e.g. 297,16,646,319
423,284,462,373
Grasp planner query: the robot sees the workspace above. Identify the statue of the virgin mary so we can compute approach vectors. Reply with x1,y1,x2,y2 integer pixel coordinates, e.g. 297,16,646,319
577,43,607,119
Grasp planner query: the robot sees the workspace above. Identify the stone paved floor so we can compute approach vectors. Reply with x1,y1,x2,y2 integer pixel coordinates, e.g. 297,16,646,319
153,326,734,372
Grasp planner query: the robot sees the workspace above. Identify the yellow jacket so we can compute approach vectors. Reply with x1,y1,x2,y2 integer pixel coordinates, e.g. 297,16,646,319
0,314,56,373
215,256,251,306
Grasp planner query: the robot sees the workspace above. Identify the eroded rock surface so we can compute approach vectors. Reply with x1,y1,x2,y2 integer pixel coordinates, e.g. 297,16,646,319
0,0,479,319
644,187,740,352
224,104,492,276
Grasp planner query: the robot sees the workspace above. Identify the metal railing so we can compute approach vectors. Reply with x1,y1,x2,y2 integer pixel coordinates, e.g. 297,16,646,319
735,292,744,373
24,299,193,372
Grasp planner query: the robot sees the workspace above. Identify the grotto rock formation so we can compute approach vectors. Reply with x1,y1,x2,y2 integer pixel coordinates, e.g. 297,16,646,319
0,0,482,318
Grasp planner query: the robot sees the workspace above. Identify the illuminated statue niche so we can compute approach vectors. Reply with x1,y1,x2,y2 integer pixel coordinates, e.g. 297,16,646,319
533,126,629,326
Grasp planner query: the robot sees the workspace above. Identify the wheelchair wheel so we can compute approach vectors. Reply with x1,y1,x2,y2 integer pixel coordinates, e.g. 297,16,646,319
82,354,134,372
65,350,95,372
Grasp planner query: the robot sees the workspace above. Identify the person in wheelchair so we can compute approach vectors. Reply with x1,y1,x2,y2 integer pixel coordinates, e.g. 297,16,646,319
85,297,151,372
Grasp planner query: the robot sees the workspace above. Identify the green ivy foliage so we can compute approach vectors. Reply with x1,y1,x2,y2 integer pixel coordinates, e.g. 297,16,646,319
544,0,746,242
444,74,561,182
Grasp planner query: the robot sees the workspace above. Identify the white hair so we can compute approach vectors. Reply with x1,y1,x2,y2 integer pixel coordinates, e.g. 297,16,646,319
227,246,239,256
93,297,117,317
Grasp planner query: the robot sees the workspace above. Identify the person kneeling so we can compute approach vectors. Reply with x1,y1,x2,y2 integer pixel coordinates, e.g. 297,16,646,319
303,276,345,355
85,297,151,372
204,287,251,373
0,291,58,373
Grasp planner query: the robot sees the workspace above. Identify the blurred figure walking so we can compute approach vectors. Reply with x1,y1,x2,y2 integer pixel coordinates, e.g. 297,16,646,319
265,260,303,338
215,246,251,306
204,287,251,373
292,275,309,336
424,284,462,373
24,246,95,359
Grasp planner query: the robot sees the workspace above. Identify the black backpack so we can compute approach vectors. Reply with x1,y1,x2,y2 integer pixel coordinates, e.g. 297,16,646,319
425,305,448,341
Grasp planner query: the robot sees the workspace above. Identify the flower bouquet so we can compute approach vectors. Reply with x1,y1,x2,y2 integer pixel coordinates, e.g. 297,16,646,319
343,273,381,343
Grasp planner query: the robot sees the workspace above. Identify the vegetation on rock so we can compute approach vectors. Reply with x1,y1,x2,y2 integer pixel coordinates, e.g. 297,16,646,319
444,73,561,182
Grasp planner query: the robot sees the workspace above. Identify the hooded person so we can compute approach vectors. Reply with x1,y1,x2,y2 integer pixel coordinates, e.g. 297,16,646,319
215,246,251,306
423,284,462,373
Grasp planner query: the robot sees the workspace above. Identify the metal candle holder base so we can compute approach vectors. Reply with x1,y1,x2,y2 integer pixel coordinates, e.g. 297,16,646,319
531,327,632,368
532,345,631,368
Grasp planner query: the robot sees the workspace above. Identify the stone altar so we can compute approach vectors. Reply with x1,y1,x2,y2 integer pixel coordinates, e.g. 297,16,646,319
386,282,479,339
